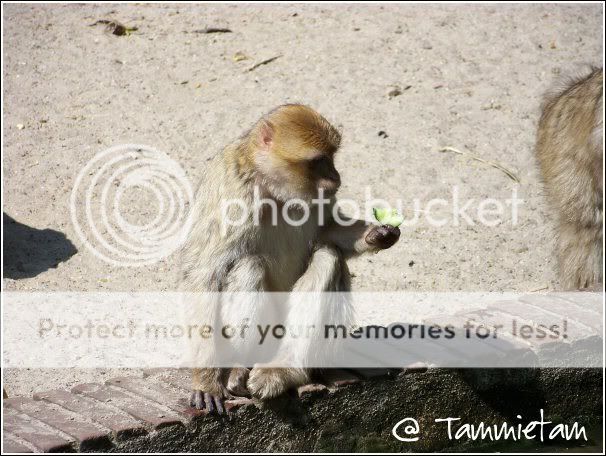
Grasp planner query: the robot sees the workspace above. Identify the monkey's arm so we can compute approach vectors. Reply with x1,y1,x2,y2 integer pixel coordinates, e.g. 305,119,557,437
320,215,400,258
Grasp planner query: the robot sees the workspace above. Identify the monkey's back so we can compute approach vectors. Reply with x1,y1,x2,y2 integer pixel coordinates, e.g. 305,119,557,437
536,67,603,289
536,68,603,226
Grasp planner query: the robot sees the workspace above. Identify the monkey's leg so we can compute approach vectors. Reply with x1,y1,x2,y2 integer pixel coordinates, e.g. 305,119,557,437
191,256,267,410
187,296,230,413
247,245,347,400
557,219,603,289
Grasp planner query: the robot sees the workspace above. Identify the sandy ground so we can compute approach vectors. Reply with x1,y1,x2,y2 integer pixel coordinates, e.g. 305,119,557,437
2,3,603,396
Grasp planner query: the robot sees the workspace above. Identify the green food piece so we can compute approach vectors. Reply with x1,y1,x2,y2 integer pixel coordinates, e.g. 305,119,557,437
373,207,403,227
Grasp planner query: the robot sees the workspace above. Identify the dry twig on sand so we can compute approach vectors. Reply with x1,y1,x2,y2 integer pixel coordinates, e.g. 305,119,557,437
246,55,283,72
89,19,138,36
438,146,520,183
193,27,232,34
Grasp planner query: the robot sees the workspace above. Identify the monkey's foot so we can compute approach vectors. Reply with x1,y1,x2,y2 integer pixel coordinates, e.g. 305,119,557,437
247,368,308,401
189,389,226,414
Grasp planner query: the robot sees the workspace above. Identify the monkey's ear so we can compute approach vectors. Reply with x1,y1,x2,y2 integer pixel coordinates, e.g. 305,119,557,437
258,121,274,150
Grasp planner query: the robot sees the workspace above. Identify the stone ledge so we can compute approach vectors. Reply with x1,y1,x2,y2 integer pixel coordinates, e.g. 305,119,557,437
2,368,602,452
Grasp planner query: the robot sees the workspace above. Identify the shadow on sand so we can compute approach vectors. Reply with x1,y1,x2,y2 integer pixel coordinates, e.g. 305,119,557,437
3,213,77,279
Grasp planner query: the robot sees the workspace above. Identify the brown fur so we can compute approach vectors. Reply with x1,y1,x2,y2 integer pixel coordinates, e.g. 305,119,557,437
259,104,341,159
536,67,603,290
240,104,343,202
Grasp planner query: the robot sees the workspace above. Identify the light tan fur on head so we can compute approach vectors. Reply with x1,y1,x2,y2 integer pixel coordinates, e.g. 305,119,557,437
241,104,342,202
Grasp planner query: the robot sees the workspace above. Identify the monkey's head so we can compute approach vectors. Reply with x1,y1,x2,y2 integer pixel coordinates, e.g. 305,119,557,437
251,104,342,202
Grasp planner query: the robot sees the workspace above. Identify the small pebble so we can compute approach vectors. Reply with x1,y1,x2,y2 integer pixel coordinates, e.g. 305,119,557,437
388,88,402,99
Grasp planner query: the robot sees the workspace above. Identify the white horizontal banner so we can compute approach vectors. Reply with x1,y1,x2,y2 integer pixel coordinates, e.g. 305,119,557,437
2,292,603,368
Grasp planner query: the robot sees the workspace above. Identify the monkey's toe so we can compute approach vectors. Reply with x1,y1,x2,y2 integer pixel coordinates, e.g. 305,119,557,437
190,389,205,409
189,390,226,414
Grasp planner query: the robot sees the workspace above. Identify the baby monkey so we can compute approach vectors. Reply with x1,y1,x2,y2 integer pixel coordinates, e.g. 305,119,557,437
536,67,603,290
180,104,400,413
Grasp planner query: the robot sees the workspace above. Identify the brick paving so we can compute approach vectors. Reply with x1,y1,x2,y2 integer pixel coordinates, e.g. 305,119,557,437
2,368,381,452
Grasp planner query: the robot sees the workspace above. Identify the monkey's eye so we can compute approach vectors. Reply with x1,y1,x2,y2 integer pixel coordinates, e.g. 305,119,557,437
308,156,328,169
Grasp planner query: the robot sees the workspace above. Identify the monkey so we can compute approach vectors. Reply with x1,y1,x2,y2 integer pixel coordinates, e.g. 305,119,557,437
180,104,400,413
536,67,603,290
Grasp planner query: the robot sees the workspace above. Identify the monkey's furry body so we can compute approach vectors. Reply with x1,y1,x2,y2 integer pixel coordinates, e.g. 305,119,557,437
536,68,603,290
180,105,400,410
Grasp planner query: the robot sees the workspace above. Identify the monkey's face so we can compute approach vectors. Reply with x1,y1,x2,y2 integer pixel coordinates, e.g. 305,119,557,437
306,155,341,196
256,147,341,203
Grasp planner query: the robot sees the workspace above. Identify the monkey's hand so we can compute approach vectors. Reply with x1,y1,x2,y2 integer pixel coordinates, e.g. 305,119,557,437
365,224,401,250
